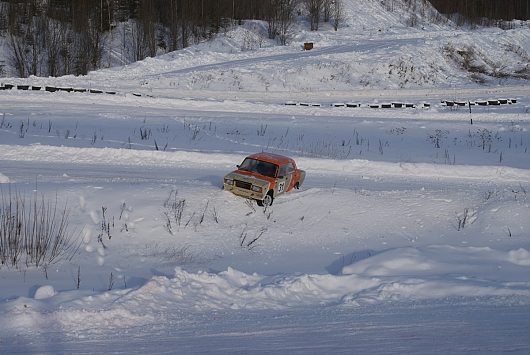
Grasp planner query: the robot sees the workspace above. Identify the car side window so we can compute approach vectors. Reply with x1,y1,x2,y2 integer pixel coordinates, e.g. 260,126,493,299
286,163,295,174
279,165,287,177
279,163,294,177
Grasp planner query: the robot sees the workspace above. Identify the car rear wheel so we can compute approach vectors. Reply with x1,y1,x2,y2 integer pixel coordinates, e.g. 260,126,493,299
257,191,274,207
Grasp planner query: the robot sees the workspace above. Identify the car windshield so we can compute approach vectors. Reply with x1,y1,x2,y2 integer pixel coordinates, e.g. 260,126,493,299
238,158,278,178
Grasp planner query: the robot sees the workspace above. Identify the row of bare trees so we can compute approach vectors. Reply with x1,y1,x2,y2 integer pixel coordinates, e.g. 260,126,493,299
0,0,345,78
429,0,529,23
303,0,344,31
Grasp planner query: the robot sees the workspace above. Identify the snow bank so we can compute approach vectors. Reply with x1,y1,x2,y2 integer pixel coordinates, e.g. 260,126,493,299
4,245,527,333
116,246,528,309
34,286,56,300
119,246,529,309
3,244,529,340
0,173,8,183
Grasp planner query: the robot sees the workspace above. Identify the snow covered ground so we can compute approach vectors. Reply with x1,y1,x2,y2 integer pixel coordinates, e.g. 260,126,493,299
1,0,530,353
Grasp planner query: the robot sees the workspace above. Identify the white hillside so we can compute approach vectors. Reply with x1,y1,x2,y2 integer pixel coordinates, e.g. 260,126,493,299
3,0,528,93
0,0,530,353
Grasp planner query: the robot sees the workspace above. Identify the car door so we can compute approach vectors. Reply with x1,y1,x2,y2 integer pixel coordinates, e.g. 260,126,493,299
277,163,294,195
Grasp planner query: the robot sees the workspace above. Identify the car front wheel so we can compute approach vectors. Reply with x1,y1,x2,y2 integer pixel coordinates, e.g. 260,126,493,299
258,191,274,207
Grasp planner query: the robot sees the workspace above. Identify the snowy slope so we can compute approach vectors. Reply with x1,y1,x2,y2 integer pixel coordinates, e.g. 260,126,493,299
1,0,530,353
2,0,528,94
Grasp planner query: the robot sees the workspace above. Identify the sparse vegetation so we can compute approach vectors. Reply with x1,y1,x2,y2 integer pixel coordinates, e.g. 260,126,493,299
163,190,186,235
444,43,529,81
455,208,477,231
239,225,266,250
0,188,80,269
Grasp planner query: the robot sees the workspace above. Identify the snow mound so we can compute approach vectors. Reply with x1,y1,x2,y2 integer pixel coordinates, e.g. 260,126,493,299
508,248,530,266
34,285,56,300
341,245,530,301
0,173,8,183
48,245,530,316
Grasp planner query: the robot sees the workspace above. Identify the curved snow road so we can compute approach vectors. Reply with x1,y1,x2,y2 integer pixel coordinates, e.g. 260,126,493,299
1,144,529,190
150,39,416,78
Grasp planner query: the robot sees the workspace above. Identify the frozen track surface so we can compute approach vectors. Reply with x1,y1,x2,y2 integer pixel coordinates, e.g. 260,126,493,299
3,302,530,354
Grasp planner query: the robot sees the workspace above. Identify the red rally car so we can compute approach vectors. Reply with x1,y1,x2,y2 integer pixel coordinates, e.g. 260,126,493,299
223,153,305,206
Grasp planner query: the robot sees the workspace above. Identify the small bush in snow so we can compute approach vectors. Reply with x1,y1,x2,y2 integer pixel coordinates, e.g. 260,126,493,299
0,188,80,269
239,226,266,250
454,208,477,231
163,189,186,235
428,129,448,149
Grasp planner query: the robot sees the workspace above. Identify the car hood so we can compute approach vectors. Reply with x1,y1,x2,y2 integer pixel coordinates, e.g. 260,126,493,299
225,170,272,187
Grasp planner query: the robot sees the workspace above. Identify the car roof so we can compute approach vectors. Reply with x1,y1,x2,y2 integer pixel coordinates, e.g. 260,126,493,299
247,152,293,165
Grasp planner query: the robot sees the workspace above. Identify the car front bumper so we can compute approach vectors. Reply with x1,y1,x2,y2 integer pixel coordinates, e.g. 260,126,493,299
224,183,267,201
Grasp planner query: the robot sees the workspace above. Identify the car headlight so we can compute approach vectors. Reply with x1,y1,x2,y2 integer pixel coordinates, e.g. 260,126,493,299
224,178,234,185
251,185,262,193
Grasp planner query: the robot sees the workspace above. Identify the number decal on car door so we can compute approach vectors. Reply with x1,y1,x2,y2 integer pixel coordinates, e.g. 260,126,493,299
278,181,285,193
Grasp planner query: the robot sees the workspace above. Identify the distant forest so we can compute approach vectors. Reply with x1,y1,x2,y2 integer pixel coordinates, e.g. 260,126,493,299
0,0,528,78
430,0,530,23
0,0,323,77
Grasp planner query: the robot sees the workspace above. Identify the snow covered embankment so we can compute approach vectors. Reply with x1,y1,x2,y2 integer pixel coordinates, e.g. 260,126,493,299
0,173,9,183
119,246,530,310
3,245,530,337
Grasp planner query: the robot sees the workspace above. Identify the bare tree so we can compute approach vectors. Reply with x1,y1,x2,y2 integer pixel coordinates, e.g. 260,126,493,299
265,0,295,44
129,20,148,62
9,34,28,77
332,0,344,31
168,0,180,51
277,0,296,45
140,0,157,57
323,0,332,22
45,19,63,77
8,12,47,78
303,0,324,31
265,0,280,39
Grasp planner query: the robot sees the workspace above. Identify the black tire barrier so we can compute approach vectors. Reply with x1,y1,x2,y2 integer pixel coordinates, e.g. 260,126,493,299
442,98,516,107
346,103,360,108
0,82,152,98
285,101,431,109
